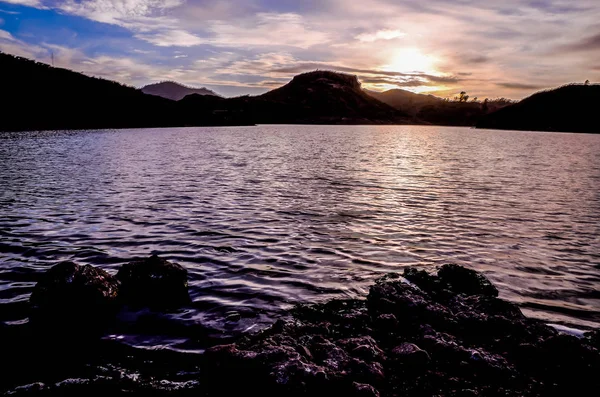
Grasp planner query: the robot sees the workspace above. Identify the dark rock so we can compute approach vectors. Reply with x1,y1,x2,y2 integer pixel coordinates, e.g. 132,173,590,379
116,255,190,309
352,382,380,397
16,263,600,396
402,267,439,291
204,265,600,397
373,313,398,330
585,329,600,349
338,336,384,361
29,261,119,330
404,264,499,299
437,264,499,297
390,343,430,367
367,278,453,331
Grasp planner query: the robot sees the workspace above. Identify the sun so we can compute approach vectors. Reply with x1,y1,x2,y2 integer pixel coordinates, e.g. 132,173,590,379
385,48,437,74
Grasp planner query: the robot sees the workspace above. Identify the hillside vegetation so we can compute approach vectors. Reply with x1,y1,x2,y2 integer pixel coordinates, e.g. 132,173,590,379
477,84,599,133
0,52,186,131
366,89,513,126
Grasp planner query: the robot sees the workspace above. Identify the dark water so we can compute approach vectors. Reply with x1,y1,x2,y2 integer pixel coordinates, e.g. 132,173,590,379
1,125,599,349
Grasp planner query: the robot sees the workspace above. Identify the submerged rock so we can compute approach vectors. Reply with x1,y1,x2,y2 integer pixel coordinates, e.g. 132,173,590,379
116,255,190,309
204,265,600,397
29,261,120,331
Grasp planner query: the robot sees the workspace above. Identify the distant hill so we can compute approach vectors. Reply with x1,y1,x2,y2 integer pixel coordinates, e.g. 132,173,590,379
366,88,512,126
182,71,414,124
141,81,220,101
477,84,600,133
0,52,187,132
365,88,444,113
0,52,250,132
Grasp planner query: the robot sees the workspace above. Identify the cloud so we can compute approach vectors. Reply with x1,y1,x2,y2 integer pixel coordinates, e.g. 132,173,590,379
527,1,593,14
203,13,329,49
56,0,184,25
51,0,201,47
0,28,47,58
464,55,490,64
1,0,42,7
270,62,461,86
3,0,600,98
0,9,21,14
137,29,203,47
272,63,447,79
361,77,426,87
561,32,600,52
10,3,327,49
356,29,406,42
496,82,546,90
0,28,12,40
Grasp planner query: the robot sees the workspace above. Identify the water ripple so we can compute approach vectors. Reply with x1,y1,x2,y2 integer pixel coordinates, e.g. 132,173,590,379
1,125,599,348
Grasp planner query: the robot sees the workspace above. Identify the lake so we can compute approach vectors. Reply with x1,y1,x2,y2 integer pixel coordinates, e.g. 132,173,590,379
1,125,599,349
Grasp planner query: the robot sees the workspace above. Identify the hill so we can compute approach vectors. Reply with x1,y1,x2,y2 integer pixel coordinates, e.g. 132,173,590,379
141,81,220,101
365,88,445,113
366,88,512,126
182,71,414,124
0,53,415,131
477,84,600,133
0,52,252,131
0,52,185,131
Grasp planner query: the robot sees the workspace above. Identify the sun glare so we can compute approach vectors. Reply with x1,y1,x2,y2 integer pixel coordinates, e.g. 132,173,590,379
385,48,437,74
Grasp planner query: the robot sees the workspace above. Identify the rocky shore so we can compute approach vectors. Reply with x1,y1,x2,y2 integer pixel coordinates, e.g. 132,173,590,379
1,257,598,396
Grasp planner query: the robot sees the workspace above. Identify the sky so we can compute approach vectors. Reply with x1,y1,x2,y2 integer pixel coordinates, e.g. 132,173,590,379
0,0,599,99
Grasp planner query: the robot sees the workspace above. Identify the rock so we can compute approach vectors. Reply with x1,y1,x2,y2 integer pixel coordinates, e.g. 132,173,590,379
373,313,398,330
437,264,498,297
338,336,384,361
402,267,439,291
29,261,119,330
367,279,453,332
116,255,190,309
203,265,600,396
585,329,600,349
390,343,430,367
352,382,380,397
404,264,499,299
24,262,596,396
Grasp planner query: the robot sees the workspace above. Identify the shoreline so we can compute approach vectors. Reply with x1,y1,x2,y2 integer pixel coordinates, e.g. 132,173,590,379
1,258,598,396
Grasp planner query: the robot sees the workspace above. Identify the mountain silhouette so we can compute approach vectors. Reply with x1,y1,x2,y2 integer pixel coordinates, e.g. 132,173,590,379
0,52,185,131
0,53,414,131
3,51,594,133
182,71,413,124
365,88,445,112
141,81,221,101
477,84,599,133
366,88,512,126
